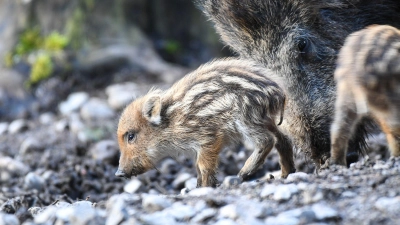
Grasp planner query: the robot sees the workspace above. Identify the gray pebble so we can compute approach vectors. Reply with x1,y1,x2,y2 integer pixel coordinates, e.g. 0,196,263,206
106,196,128,225
260,184,277,197
142,194,172,212
374,197,400,214
89,140,118,163
311,203,339,220
192,208,217,223
39,112,55,125
0,122,8,135
273,184,298,201
123,178,144,194
24,172,45,191
0,212,19,225
19,137,42,155
172,172,192,189
59,92,89,116
80,98,115,120
214,219,239,225
140,211,177,225
106,82,139,110
222,176,241,187
184,178,197,190
34,206,57,224
165,202,196,220
265,215,300,225
8,119,28,134
287,172,309,181
219,204,238,219
55,119,69,132
188,187,214,197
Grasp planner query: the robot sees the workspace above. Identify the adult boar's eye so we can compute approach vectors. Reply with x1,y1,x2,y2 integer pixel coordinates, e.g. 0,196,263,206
297,38,308,53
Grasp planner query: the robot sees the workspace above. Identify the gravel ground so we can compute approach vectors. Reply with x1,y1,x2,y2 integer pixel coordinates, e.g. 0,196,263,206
0,78,399,225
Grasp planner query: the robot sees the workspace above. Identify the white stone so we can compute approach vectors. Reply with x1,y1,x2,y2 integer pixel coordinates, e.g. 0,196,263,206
273,184,298,201
0,212,19,225
188,187,214,197
24,172,45,191
191,208,217,223
166,202,196,220
106,82,139,109
142,194,172,212
89,140,118,162
265,215,299,225
223,176,241,187
34,206,57,224
8,119,27,134
140,211,177,225
55,119,69,132
172,173,192,189
80,98,115,120
0,122,8,135
19,137,42,155
287,172,309,181
185,177,197,190
312,203,339,220
39,112,55,125
214,219,239,225
219,204,238,219
375,197,400,214
260,184,277,197
59,92,89,115
124,178,143,194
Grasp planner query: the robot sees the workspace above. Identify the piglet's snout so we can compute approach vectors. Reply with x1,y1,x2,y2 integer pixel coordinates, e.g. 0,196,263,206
115,169,128,178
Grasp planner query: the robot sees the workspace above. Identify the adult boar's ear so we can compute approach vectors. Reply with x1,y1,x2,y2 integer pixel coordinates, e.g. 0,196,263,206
143,95,162,126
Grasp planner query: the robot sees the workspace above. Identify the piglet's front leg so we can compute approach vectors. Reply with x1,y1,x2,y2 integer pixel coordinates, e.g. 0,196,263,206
195,139,222,187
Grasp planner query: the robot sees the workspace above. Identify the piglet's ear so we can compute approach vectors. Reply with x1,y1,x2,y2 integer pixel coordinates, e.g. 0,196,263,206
142,95,162,125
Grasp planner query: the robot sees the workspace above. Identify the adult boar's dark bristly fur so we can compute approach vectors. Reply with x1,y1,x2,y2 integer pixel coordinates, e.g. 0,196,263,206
196,0,400,167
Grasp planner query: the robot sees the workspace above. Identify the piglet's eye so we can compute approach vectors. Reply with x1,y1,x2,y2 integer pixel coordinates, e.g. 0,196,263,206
127,132,136,143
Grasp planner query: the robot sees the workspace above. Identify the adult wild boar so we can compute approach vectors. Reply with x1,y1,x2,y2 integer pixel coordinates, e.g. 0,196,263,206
196,0,400,167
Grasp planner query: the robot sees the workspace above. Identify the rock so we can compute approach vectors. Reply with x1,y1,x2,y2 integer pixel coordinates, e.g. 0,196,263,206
184,178,197,190
106,196,128,225
19,137,42,155
24,172,45,191
59,92,89,116
80,98,115,120
214,219,239,225
89,140,118,163
123,179,144,194
375,197,400,214
219,204,238,219
0,122,8,135
39,112,55,125
69,113,85,134
142,194,172,212
264,215,300,225
222,176,241,187
34,206,57,224
0,212,19,225
180,188,190,195
165,202,196,220
159,158,180,174
237,200,270,219
260,184,277,198
287,172,309,181
0,156,29,181
55,119,69,132
172,173,192,189
140,211,176,225
57,201,96,225
273,184,298,201
8,119,28,134
188,187,214,197
105,82,140,109
311,203,339,220
277,208,315,223
191,208,217,223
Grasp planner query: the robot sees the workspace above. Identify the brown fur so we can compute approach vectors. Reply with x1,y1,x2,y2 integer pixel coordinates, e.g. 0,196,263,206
115,58,296,187
330,25,400,166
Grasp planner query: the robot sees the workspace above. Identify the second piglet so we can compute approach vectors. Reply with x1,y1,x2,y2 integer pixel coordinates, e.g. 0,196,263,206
115,58,296,187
